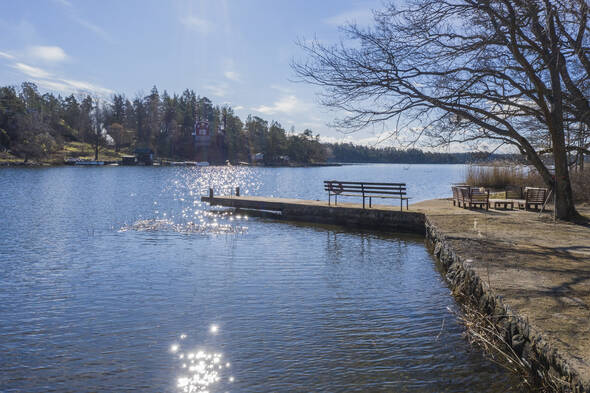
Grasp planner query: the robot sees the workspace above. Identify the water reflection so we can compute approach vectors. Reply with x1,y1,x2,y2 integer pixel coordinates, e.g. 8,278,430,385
120,166,259,235
120,216,247,235
171,331,233,393
0,165,521,393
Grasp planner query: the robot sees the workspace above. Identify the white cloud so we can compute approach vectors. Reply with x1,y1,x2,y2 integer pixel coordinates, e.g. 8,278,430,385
180,15,212,34
28,46,67,62
74,17,110,40
32,77,113,96
269,84,293,94
13,62,52,78
233,105,244,110
204,83,228,97
253,95,309,115
10,62,113,96
52,0,72,7
224,70,240,81
324,9,374,26
33,79,74,93
60,78,113,95
53,0,111,41
0,51,15,60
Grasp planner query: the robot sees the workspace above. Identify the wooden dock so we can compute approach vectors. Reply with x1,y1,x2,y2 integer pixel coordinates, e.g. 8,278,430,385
201,194,426,234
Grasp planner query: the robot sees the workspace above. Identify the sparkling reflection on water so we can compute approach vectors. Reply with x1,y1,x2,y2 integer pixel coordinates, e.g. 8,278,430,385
0,165,521,392
171,329,233,393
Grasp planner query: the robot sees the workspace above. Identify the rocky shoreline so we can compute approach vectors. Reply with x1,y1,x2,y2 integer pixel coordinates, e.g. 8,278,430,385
204,195,590,392
425,217,587,392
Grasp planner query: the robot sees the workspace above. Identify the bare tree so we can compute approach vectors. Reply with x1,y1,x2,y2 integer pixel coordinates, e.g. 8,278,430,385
91,97,106,161
294,0,590,219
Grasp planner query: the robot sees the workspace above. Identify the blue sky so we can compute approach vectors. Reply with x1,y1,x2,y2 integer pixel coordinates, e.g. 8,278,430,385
0,0,388,144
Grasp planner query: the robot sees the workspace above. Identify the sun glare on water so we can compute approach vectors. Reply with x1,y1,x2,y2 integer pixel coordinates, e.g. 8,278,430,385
172,326,234,393
119,166,259,235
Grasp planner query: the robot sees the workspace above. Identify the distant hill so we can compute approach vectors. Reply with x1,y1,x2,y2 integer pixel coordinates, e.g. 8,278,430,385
323,142,521,164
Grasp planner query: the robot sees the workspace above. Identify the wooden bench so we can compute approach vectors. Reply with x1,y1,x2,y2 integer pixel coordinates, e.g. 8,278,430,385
452,185,469,207
519,187,548,211
488,186,522,210
458,187,489,210
506,186,523,200
489,198,514,209
324,180,410,210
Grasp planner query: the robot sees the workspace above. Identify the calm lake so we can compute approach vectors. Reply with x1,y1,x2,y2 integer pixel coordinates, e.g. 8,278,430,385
0,164,521,392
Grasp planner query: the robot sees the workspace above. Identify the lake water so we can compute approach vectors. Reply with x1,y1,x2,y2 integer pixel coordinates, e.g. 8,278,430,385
0,164,521,392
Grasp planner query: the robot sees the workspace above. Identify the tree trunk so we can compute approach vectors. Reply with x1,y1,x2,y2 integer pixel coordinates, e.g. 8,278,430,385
547,9,578,220
552,132,577,218
95,133,99,161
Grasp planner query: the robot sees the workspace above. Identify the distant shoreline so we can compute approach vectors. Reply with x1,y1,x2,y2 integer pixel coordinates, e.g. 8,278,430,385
0,160,344,168
0,160,482,168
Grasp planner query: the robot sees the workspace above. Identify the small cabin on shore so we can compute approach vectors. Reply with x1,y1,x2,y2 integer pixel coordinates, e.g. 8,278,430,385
134,148,154,165
120,155,137,165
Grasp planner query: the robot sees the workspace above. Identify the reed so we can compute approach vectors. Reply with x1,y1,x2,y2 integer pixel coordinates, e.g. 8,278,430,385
465,163,590,202
464,164,544,189
449,296,563,392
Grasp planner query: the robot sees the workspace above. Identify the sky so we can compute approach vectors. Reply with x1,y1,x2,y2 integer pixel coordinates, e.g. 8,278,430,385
0,0,392,145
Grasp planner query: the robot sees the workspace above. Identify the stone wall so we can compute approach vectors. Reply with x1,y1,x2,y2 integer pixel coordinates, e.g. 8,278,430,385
207,194,589,391
280,205,425,234
425,217,587,393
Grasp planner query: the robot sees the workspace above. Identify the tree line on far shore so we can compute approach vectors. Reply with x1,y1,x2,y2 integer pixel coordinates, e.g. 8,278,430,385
0,82,327,164
0,81,507,165
324,143,518,164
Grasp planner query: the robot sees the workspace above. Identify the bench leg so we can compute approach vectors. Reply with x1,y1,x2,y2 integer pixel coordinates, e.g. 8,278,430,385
406,199,409,210
369,197,372,208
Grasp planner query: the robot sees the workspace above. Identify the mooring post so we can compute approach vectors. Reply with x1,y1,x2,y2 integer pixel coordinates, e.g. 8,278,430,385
235,186,240,197
209,187,214,200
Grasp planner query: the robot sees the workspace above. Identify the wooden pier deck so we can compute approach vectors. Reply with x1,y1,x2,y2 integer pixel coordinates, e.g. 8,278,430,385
201,194,427,233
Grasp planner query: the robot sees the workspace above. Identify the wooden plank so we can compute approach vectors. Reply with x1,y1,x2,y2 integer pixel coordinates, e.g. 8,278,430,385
200,195,411,212
324,181,406,186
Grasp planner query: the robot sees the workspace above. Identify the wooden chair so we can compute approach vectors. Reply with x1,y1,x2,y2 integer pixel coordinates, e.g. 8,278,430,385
459,187,489,210
519,188,548,211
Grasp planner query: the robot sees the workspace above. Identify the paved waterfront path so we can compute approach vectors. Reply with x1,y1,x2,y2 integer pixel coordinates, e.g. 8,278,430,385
204,194,590,387
413,199,590,387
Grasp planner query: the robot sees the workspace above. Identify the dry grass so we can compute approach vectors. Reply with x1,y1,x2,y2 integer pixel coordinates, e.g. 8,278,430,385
1,142,126,165
450,296,563,392
465,163,590,202
54,142,125,162
570,169,590,202
465,164,545,189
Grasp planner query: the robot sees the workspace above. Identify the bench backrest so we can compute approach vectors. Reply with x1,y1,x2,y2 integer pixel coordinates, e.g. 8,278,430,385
525,188,547,204
452,186,469,197
506,186,523,199
459,187,470,200
324,180,406,196
456,187,488,202
469,188,489,201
